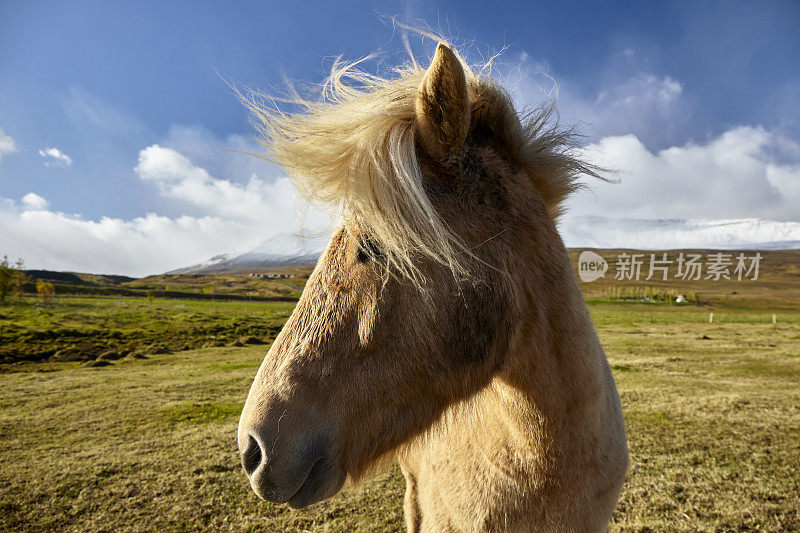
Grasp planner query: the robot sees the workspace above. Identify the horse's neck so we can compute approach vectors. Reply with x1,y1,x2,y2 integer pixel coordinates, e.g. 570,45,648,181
473,255,607,461
401,251,624,531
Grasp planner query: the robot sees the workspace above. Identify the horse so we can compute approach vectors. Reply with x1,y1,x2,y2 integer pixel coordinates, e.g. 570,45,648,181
237,42,628,532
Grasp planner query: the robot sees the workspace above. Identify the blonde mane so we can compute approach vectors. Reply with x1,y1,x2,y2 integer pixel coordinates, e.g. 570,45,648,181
240,47,594,282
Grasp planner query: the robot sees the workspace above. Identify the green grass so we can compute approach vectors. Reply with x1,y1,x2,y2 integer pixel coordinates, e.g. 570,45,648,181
0,346,406,532
0,296,294,365
160,402,244,424
594,307,800,530
1,297,799,531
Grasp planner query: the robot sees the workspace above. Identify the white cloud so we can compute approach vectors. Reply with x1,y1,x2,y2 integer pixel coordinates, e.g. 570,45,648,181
21,193,49,211
595,74,682,108
559,126,800,249
38,147,73,167
499,52,800,226
568,126,800,222
0,126,18,160
158,124,280,183
0,143,331,276
134,144,327,228
0,192,325,277
562,216,800,250
503,50,690,148
559,73,689,147
0,201,257,276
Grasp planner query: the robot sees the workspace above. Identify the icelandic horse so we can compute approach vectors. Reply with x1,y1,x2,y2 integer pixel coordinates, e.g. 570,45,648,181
238,42,628,532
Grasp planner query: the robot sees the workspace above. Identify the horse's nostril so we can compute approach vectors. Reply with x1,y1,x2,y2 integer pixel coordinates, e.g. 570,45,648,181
241,435,262,476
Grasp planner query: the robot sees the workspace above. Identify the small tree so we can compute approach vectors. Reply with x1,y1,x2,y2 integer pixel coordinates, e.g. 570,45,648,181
12,258,27,298
0,256,11,302
36,279,55,302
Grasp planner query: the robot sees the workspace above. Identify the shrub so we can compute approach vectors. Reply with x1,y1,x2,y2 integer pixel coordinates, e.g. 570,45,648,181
36,280,56,302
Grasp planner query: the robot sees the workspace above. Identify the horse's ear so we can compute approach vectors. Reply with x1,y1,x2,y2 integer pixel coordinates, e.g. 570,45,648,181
415,43,470,160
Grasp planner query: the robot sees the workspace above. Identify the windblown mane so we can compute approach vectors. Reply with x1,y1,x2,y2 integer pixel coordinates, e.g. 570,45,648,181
241,47,593,281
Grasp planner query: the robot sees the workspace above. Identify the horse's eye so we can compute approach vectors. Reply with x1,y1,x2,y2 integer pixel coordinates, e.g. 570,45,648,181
357,237,380,263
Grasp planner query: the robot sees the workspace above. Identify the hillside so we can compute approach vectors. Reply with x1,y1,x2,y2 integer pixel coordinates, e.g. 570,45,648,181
19,268,312,301
570,248,800,311
14,248,800,310
25,270,136,287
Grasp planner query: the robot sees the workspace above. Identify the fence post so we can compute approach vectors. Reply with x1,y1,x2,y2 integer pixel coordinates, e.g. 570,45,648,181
709,312,713,324
772,313,776,325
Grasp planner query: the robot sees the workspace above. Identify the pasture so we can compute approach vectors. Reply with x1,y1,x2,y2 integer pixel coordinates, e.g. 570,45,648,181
1,295,798,531
0,296,297,365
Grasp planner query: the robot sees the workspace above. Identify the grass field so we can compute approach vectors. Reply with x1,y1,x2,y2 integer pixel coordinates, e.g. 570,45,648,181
0,297,295,364
2,295,799,531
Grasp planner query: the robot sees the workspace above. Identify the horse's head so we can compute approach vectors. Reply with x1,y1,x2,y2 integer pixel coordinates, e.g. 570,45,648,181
238,43,587,507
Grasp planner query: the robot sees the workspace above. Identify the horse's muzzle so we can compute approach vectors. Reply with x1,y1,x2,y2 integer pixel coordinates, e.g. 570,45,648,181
239,426,345,508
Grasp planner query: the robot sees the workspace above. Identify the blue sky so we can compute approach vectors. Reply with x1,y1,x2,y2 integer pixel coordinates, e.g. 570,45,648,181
1,1,799,275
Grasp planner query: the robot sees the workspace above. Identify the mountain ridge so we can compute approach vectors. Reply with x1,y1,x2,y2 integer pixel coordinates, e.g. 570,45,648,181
167,218,800,274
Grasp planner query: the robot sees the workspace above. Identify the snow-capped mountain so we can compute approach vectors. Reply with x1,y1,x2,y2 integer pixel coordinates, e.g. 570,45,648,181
561,217,800,251
167,233,328,274
168,218,800,274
